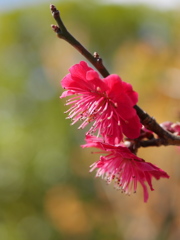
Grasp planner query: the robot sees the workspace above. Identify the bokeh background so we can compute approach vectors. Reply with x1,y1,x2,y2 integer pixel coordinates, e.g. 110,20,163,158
1,0,180,239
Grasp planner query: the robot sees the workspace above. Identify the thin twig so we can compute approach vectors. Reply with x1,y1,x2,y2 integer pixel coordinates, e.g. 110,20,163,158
50,4,110,78
50,4,180,147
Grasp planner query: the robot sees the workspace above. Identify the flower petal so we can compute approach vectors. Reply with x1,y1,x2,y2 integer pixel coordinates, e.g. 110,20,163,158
120,115,142,139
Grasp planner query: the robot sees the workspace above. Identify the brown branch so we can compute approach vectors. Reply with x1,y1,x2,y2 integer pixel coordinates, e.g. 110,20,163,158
139,138,166,147
50,4,110,78
134,105,180,146
50,4,180,147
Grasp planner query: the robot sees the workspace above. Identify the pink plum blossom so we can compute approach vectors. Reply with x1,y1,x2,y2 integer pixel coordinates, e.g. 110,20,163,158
82,135,169,202
60,61,142,145
161,121,180,135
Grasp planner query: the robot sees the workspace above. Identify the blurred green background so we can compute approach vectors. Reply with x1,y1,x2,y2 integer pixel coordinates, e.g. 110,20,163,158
0,1,180,240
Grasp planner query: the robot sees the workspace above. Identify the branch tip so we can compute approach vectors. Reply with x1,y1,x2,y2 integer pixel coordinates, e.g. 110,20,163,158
50,4,56,12
51,24,60,33
50,4,60,19
93,52,103,65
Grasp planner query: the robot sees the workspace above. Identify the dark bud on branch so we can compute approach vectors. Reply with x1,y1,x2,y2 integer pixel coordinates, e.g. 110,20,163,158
94,52,103,66
51,24,60,33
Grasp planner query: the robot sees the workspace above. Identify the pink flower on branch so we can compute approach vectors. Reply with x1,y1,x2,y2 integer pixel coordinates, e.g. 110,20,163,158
161,121,180,135
82,135,169,202
60,61,141,145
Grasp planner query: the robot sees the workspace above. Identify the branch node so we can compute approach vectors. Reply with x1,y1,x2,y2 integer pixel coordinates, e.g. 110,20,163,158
93,52,99,58
51,24,60,33
93,52,103,68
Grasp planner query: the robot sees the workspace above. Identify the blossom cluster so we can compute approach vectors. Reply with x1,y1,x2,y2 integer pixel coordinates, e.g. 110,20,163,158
60,61,169,202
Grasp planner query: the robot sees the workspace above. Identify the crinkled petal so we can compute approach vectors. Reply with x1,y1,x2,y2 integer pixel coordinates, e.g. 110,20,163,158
86,70,108,92
61,74,86,92
60,90,75,98
120,115,142,139
103,74,124,96
69,61,92,79
116,93,137,119
122,81,139,105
